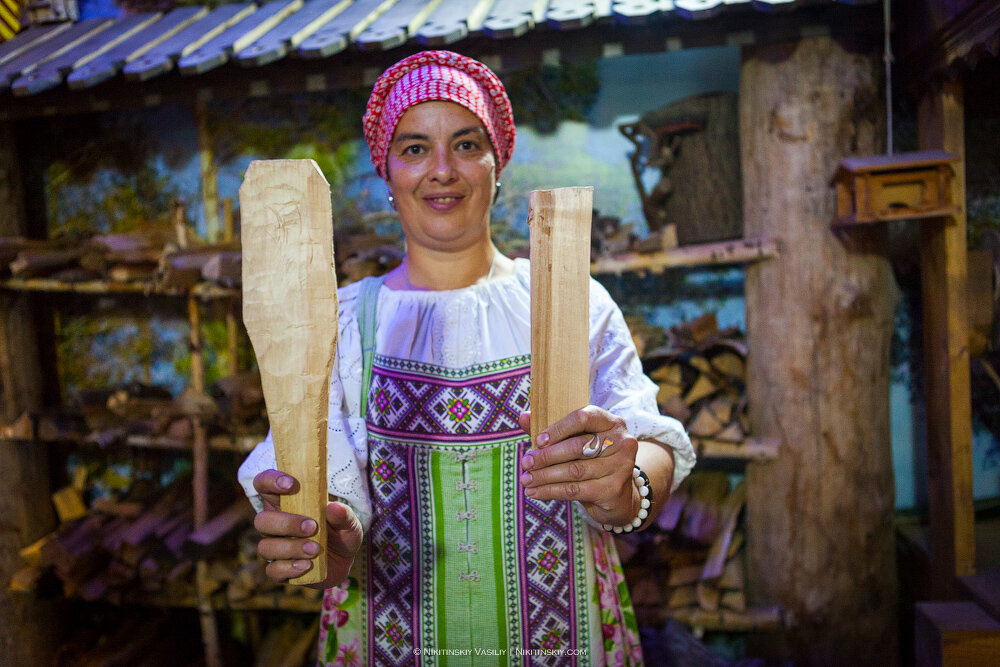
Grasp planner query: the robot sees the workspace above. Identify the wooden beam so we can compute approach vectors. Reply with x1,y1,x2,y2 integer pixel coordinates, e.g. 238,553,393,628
240,159,337,586
0,121,60,665
528,187,593,442
918,80,976,592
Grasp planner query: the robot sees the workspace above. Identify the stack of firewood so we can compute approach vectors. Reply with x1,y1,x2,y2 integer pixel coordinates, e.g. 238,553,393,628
0,226,405,289
0,373,268,448
643,313,749,447
12,479,324,609
620,471,748,624
591,212,678,260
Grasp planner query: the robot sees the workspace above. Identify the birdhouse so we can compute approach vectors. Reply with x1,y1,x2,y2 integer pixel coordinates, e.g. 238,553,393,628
831,150,960,227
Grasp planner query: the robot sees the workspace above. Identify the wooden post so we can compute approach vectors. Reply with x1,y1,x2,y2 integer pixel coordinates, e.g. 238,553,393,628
740,37,898,664
918,80,975,594
222,198,240,377
187,293,223,667
241,159,337,586
0,122,62,665
196,99,221,243
528,187,593,441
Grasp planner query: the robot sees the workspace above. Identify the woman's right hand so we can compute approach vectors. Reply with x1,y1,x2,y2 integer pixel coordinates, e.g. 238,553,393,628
252,469,363,589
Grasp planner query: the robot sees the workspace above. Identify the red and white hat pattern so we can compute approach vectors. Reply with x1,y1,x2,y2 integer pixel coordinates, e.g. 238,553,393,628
363,50,516,179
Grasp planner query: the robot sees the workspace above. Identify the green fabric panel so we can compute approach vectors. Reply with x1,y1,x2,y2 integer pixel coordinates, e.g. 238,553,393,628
430,454,449,657
490,446,510,662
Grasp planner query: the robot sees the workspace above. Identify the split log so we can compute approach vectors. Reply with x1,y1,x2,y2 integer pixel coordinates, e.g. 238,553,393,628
183,499,255,560
9,248,82,278
702,480,747,582
51,486,87,523
201,251,242,286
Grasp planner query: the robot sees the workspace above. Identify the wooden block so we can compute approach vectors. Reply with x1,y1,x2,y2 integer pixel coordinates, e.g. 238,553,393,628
660,394,691,422
529,187,593,444
687,405,723,438
684,374,718,405
915,601,1000,667
667,564,702,587
52,486,87,523
720,589,747,612
719,557,745,590
241,159,337,585
701,480,747,582
714,420,744,443
668,584,698,609
710,350,745,379
707,396,735,425
650,363,682,385
656,381,682,405
698,580,720,611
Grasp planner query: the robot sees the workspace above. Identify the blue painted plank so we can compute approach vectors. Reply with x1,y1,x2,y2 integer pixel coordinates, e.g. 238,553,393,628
178,0,304,75
545,0,598,29
416,0,495,46
354,0,443,51
123,3,258,82
236,0,351,66
481,0,548,39
298,0,400,59
0,23,69,68
674,0,750,20
0,18,111,91
12,14,161,96
67,6,208,89
611,0,667,25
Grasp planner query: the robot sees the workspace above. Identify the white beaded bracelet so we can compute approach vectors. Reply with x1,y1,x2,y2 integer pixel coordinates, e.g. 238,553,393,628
602,466,652,534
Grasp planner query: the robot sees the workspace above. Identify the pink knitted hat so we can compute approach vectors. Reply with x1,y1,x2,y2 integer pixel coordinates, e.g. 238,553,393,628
363,50,516,180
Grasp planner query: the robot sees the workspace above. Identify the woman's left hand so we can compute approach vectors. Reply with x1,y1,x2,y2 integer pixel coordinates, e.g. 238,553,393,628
517,407,640,527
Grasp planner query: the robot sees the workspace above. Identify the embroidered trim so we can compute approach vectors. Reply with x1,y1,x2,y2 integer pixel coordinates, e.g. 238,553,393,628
459,570,481,582
456,509,478,521
457,541,478,553
456,480,477,491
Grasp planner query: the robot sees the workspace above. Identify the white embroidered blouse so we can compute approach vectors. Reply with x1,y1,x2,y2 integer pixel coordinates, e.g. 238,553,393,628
237,258,696,528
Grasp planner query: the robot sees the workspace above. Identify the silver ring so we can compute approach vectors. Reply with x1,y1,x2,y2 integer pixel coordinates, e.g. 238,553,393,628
581,434,601,458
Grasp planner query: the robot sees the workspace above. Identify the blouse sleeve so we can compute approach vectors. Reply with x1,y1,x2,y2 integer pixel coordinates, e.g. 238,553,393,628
587,280,696,493
237,284,373,530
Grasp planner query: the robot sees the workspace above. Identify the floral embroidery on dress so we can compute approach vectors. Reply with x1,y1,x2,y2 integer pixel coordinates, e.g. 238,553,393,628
592,532,643,666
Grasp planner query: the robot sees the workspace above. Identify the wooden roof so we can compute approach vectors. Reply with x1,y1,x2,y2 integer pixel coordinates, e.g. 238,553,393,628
0,0,878,116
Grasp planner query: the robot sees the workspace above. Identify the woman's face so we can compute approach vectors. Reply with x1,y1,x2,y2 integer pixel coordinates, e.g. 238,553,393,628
385,101,497,254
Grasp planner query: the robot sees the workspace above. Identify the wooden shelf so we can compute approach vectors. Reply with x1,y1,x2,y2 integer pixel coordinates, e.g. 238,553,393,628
0,278,239,299
122,590,321,613
664,605,786,632
692,436,779,462
127,434,261,453
590,236,779,276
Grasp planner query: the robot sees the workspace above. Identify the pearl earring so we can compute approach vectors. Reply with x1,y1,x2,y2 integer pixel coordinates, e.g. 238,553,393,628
387,192,396,209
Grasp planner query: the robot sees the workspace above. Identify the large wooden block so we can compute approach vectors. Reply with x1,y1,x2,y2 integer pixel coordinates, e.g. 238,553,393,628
915,601,1000,667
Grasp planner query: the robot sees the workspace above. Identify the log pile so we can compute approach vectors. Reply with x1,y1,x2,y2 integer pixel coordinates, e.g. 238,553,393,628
0,227,404,289
0,374,268,449
620,472,749,626
11,479,322,612
642,312,750,449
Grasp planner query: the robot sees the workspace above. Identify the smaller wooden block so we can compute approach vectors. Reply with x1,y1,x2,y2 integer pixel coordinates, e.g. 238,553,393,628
915,601,1000,667
52,486,88,523
684,374,718,405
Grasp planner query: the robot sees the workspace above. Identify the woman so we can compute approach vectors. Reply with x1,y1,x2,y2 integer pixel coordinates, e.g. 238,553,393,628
238,50,695,666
